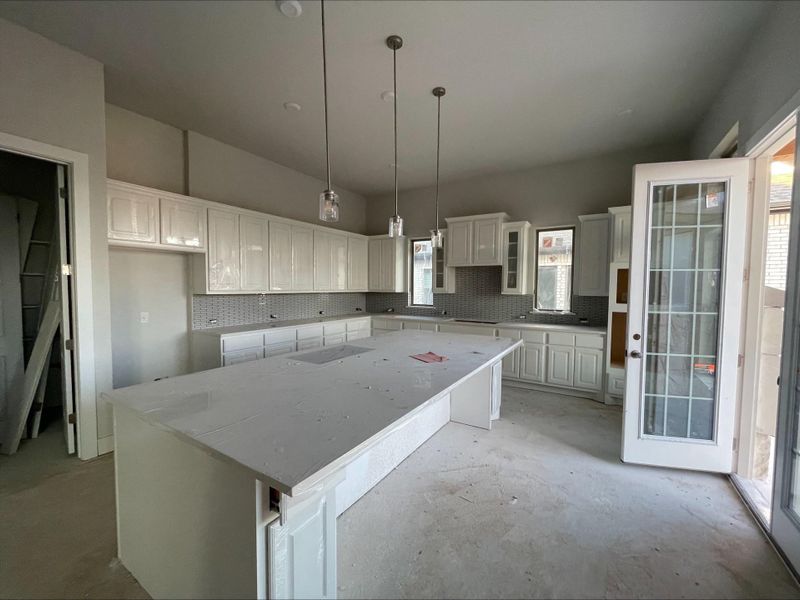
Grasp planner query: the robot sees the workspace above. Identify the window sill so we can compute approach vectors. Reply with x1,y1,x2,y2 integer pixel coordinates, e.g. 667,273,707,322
407,305,438,310
529,309,576,316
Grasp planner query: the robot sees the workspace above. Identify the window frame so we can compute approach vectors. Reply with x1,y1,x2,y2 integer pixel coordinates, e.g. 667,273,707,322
534,225,576,313
409,237,435,307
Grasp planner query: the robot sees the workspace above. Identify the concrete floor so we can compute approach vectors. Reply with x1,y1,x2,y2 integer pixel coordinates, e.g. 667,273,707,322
1,387,797,599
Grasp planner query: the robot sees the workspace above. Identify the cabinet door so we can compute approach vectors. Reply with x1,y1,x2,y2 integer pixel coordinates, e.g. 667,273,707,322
473,217,501,265
576,215,610,296
368,239,382,290
330,234,348,291
574,347,603,391
207,209,240,291
107,187,158,243
292,226,314,291
380,238,395,291
269,221,293,291
222,348,263,366
520,343,545,382
546,345,574,387
502,348,520,378
160,197,206,249
610,207,632,263
240,215,269,291
347,237,368,290
314,230,332,291
447,221,472,266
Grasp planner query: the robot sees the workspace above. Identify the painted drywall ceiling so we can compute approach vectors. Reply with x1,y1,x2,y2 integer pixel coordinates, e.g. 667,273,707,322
0,1,769,195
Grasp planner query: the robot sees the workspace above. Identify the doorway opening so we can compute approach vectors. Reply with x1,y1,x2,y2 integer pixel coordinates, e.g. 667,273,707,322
0,149,77,456
735,127,796,525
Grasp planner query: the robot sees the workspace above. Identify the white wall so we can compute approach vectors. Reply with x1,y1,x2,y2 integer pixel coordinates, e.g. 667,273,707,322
691,2,800,157
365,142,688,236
0,17,114,449
106,104,185,195
109,249,190,389
187,131,368,234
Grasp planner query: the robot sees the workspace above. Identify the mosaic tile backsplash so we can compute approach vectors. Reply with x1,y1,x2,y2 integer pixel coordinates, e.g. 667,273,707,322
366,266,608,326
192,293,366,329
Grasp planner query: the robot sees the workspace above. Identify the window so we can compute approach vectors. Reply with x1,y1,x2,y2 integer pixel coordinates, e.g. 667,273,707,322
535,227,574,312
410,239,434,306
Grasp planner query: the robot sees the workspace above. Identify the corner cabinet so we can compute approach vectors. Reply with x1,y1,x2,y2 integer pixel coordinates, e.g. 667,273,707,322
502,221,531,295
368,236,406,292
444,213,508,267
575,213,610,296
432,230,455,294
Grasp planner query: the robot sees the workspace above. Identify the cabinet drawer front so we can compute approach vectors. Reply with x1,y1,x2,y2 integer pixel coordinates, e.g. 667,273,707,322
296,325,324,340
297,338,323,351
520,330,545,344
547,332,575,346
323,322,347,336
222,333,264,353
497,328,521,340
265,341,296,357
222,348,263,366
608,371,626,395
265,328,296,344
575,334,604,349
346,318,370,332
372,318,402,331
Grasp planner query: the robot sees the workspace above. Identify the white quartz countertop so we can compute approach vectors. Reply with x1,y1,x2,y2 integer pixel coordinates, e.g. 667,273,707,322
104,331,520,496
194,312,605,336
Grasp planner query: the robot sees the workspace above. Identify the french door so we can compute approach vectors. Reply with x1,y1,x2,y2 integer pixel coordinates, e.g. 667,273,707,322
623,158,750,472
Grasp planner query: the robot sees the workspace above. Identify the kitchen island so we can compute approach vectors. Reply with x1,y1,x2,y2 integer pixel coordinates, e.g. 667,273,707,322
105,330,520,599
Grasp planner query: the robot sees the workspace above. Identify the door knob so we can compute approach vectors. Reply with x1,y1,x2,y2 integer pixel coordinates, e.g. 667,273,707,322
629,350,642,359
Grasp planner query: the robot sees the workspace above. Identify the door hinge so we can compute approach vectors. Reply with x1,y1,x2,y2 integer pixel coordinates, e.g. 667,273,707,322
61,264,73,276
65,339,74,351
738,354,744,368
67,413,76,425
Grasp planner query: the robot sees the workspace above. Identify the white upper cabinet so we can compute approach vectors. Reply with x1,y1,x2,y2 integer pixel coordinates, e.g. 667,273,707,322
575,213,610,296
446,221,472,266
445,213,508,267
347,237,368,291
291,226,314,291
608,205,632,264
160,197,206,249
207,209,240,291
107,182,158,243
330,234,348,291
239,215,269,291
269,221,292,291
367,236,406,292
314,230,333,291
432,230,455,294
502,221,531,295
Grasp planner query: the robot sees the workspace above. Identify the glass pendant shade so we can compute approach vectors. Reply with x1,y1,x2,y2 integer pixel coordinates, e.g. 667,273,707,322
388,215,404,237
319,189,340,222
431,228,443,248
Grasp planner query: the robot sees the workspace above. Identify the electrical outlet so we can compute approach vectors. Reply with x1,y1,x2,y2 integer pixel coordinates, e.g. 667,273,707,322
139,311,149,324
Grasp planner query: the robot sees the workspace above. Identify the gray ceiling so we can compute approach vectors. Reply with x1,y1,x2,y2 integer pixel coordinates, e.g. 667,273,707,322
0,1,769,195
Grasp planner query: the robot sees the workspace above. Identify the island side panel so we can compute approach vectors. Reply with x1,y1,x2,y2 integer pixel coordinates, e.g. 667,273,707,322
450,363,494,430
114,406,275,599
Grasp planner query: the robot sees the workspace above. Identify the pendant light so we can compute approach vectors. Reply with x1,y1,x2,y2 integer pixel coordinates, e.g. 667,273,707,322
318,0,339,222
430,86,446,248
387,34,404,237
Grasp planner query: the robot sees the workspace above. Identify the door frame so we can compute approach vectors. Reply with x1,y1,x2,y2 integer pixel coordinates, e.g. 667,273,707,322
0,130,98,459
737,114,797,479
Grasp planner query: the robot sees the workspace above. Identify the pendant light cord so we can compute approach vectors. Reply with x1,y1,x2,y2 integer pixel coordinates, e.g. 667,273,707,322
435,94,441,230
321,0,331,191
393,45,398,218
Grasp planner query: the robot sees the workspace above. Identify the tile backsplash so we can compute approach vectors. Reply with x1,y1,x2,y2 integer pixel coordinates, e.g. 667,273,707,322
366,266,608,326
192,293,366,329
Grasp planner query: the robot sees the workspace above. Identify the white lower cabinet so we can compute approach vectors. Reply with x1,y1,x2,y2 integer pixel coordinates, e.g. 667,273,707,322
574,347,604,391
265,341,297,357
324,334,346,346
546,345,574,387
222,348,264,366
520,343,545,382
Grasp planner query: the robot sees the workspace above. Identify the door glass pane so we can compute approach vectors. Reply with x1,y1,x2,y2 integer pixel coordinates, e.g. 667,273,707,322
642,182,727,441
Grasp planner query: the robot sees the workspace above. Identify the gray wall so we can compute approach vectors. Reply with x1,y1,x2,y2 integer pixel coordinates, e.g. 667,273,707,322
186,131,368,234
0,17,114,441
106,104,186,195
691,2,800,157
109,249,191,388
364,142,688,237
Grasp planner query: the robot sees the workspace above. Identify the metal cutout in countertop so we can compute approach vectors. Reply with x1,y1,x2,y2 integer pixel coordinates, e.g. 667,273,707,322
293,345,374,364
